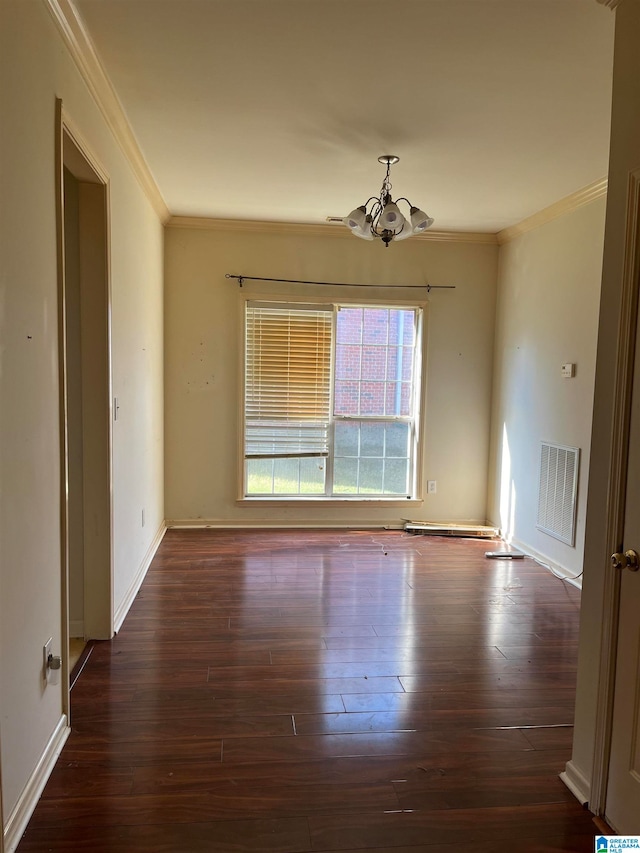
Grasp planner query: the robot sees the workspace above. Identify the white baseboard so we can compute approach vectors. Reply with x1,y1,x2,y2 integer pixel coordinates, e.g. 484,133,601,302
113,522,166,632
560,760,590,806
167,518,402,530
166,519,396,529
504,535,583,589
4,715,70,853
165,518,488,530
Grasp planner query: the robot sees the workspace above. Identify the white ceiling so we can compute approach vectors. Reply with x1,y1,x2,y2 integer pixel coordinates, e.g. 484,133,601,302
73,0,615,233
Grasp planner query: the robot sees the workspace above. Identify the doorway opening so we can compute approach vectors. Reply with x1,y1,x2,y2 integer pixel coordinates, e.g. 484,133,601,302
56,102,114,718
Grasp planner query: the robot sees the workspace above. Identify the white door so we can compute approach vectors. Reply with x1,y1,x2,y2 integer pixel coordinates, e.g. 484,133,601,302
605,208,640,833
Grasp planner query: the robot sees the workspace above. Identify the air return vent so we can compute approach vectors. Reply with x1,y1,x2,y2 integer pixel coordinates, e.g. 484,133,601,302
536,442,579,546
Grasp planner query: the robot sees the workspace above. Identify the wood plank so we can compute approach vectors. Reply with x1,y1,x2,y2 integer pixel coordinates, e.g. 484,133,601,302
18,817,311,852
220,728,534,765
307,803,595,849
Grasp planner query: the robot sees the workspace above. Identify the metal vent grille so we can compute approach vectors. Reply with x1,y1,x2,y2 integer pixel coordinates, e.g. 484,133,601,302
536,442,580,546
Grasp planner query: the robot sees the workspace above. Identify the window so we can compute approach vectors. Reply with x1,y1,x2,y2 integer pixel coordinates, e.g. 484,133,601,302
244,301,423,498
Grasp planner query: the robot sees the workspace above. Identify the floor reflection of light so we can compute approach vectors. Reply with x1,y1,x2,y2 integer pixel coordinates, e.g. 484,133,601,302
486,560,530,649
398,551,416,728
500,422,517,541
240,535,421,733
368,541,417,732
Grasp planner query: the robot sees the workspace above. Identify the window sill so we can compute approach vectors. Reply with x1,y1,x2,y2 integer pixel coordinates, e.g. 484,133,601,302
237,497,424,507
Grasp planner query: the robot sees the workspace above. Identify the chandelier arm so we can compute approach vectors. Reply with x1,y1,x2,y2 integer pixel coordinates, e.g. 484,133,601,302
369,201,384,234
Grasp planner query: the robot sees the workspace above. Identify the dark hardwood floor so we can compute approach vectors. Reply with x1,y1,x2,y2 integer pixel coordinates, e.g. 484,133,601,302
18,528,596,852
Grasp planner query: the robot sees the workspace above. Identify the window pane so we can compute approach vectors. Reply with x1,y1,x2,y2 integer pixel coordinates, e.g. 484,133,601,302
383,458,409,494
334,380,360,416
336,307,362,344
386,346,398,381
334,421,359,456
359,457,384,493
246,458,274,494
384,382,398,416
299,457,326,493
273,457,301,494
385,422,410,457
361,345,386,381
247,456,326,495
385,384,412,417
389,308,414,345
389,309,415,345
335,344,361,380
360,381,385,416
361,422,384,457
363,308,388,345
400,383,412,416
333,457,358,493
402,312,416,346
402,348,413,381
385,344,411,383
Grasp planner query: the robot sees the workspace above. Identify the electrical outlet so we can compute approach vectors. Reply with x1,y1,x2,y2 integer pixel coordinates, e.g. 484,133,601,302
428,480,437,494
43,638,52,680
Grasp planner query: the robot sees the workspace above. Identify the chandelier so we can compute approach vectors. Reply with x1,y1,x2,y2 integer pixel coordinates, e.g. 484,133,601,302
344,155,434,247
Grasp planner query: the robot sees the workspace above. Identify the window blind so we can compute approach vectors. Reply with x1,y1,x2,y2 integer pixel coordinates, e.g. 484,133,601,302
245,303,332,459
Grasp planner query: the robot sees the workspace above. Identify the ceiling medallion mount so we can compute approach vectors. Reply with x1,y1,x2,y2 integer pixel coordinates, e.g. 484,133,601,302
345,155,434,247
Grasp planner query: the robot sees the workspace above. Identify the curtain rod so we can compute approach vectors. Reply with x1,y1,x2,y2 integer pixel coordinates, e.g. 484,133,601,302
225,274,455,293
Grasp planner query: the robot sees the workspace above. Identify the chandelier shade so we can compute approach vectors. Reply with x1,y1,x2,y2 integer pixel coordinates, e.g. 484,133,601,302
342,156,434,246
346,206,368,231
346,206,375,239
391,219,415,241
410,206,434,232
379,201,405,232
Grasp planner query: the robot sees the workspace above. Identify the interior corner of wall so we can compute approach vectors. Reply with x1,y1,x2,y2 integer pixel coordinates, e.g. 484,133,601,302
113,522,166,632
560,760,591,807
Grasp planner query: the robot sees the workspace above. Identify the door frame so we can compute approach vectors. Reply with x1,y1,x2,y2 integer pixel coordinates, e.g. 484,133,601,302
589,168,640,815
55,99,114,719
0,726,4,853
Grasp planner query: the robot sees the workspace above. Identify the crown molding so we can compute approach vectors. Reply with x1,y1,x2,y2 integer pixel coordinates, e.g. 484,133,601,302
43,0,170,223
497,177,608,245
416,229,498,245
166,216,498,245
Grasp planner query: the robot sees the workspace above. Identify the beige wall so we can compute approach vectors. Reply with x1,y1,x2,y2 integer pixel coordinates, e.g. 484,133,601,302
570,0,640,802
487,199,606,576
0,0,164,829
164,226,498,527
